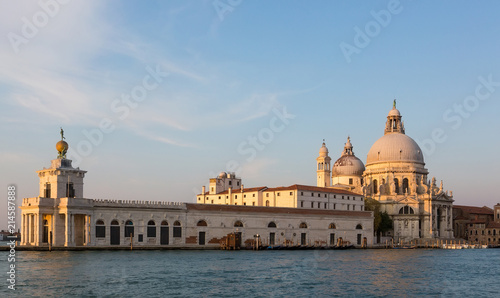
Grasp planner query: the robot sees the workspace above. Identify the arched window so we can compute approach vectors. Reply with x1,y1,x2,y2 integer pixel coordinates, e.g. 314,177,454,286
173,221,182,238
197,220,208,227
403,178,409,194
265,200,270,207
268,222,277,228
125,220,134,237
147,220,156,238
373,179,378,194
111,220,119,226
394,178,399,194
96,220,105,238
356,224,363,230
329,223,336,229
234,221,243,227
299,222,308,229
161,220,169,226
399,206,415,214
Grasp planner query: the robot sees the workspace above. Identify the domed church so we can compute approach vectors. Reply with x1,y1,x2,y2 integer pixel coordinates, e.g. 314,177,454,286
317,101,454,241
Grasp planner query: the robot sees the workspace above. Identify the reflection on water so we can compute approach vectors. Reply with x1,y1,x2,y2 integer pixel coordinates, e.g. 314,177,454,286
1,249,499,297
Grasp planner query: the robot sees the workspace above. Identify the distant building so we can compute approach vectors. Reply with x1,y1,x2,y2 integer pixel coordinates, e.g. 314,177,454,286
455,204,500,245
453,205,494,240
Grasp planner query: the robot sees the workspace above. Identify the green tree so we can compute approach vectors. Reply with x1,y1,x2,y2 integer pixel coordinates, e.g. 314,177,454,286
364,198,393,243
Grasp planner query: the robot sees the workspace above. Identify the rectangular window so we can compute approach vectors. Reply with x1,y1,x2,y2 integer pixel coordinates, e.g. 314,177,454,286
266,193,269,197
66,183,75,198
318,202,321,208
301,201,304,207
349,178,353,185
290,192,293,196
244,202,246,205
96,226,105,238
44,183,51,198
138,234,143,242
318,193,320,197
357,234,362,245
211,200,214,204
324,194,327,198
252,202,255,206
353,205,355,211
334,203,336,210
229,181,232,185
270,232,275,246
311,202,314,208
334,195,336,199
277,192,280,196
173,227,182,238
253,194,255,197
347,205,350,210
301,192,303,196
324,203,327,209
244,194,246,198
147,226,156,238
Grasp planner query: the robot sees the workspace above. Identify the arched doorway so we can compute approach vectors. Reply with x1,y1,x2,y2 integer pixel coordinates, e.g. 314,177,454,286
110,220,120,245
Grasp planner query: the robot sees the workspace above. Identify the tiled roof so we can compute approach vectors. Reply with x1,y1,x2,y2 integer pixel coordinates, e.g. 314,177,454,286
186,203,372,217
266,184,361,196
453,205,493,215
198,184,361,196
487,222,500,229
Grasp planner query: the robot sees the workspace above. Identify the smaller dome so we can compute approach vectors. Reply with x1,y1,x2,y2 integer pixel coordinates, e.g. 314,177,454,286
218,172,227,178
333,155,365,176
388,107,401,116
319,142,329,156
56,140,69,153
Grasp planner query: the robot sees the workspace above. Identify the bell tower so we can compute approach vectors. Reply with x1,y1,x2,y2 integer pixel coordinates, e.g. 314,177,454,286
37,128,87,199
316,140,331,187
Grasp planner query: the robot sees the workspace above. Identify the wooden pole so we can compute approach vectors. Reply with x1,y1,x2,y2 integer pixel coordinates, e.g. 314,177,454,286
130,233,133,250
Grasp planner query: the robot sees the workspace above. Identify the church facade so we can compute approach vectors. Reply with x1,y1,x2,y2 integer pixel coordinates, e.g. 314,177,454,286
318,102,454,241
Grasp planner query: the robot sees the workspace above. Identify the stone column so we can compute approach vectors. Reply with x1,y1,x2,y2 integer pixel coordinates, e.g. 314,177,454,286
38,213,43,246
86,215,91,245
34,214,38,245
27,214,31,244
65,212,70,246
21,214,25,245
52,211,57,246
71,214,75,245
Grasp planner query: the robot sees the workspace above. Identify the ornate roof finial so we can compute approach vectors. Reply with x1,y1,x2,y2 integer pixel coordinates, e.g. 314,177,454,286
393,99,396,108
60,127,65,140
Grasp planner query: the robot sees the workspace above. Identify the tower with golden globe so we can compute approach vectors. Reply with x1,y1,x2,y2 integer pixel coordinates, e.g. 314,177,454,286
36,128,87,200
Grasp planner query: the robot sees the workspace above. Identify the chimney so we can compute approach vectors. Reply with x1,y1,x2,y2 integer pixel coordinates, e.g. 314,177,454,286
202,186,206,194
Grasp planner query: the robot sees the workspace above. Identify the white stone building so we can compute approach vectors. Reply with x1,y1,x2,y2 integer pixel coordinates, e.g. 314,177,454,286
20,134,373,248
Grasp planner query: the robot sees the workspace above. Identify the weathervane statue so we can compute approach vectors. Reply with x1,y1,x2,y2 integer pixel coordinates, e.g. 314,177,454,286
56,127,69,159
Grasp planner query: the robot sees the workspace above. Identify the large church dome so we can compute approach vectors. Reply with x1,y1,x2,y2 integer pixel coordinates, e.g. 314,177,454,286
366,102,424,166
366,133,424,166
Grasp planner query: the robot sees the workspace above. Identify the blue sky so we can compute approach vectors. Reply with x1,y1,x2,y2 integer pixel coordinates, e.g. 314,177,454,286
1,0,500,230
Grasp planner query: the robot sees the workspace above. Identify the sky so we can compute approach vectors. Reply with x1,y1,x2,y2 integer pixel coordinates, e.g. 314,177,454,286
1,0,500,231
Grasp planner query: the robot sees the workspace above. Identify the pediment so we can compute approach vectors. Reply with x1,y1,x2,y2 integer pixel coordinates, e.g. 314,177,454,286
394,195,419,204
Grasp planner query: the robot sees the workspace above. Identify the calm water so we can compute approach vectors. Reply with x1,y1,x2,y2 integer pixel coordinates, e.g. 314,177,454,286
1,249,499,297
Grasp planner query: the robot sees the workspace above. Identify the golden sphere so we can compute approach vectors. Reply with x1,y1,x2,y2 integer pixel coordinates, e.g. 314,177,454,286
56,140,69,153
